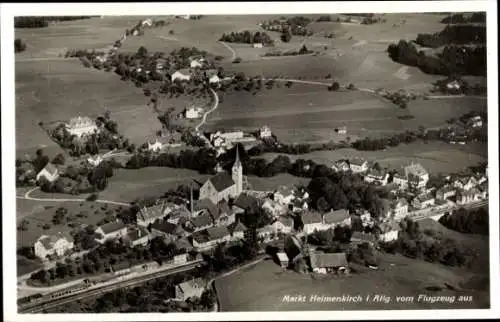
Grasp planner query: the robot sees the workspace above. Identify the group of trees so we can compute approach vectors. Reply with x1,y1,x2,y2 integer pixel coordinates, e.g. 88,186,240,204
15,38,27,53
219,31,274,46
388,38,486,77
14,16,94,28
307,226,353,246
415,24,486,48
439,207,489,236
440,12,486,24
432,77,487,95
263,45,313,57
351,130,420,151
380,218,477,267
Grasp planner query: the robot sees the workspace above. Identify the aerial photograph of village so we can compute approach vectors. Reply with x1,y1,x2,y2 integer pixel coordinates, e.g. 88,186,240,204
12,9,490,314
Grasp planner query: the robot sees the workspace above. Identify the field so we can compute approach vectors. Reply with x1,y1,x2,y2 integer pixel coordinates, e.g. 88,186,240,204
247,173,310,192
257,141,487,175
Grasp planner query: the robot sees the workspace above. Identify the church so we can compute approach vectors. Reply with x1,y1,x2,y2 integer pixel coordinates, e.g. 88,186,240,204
199,148,243,204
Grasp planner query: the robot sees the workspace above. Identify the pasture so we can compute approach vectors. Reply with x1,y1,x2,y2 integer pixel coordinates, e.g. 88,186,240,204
257,141,487,175
215,251,489,311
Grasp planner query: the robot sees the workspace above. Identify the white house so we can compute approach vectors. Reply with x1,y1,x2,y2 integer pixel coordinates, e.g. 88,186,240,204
456,188,481,205
175,278,206,301
36,163,60,183
453,176,478,191
467,116,483,128
141,19,153,27
391,198,409,220
337,126,347,135
65,116,99,138
184,107,204,119
87,155,103,167
252,43,263,48
190,60,203,68
378,221,401,242
95,220,128,244
271,216,294,235
171,70,191,82
259,125,272,139
137,202,175,227
404,163,429,189
34,233,74,260
261,198,287,217
301,212,324,234
412,193,435,209
148,139,164,152
349,159,369,173
208,75,220,84
125,226,150,247
273,186,295,206
364,169,389,186
392,171,408,189
446,80,461,90
331,160,350,173
210,131,244,143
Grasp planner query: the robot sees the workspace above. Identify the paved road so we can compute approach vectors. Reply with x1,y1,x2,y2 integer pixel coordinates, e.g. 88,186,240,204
16,187,131,207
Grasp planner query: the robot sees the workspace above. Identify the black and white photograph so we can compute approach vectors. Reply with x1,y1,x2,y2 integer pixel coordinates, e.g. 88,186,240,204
2,1,499,320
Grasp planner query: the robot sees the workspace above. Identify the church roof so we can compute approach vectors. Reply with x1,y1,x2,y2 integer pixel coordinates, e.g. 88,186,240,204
208,172,235,192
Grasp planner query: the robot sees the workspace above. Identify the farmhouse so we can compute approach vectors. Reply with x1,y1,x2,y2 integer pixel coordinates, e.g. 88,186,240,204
36,163,59,183
184,106,204,119
211,200,236,226
273,186,295,206
378,221,401,242
95,220,128,243
137,202,174,226
392,171,408,189
391,198,409,220
190,58,204,68
259,125,272,138
404,163,429,189
436,185,456,200
364,168,389,185
323,209,351,228
301,212,324,234
309,251,349,274
171,70,191,82
331,160,350,173
456,188,481,205
65,116,99,138
34,232,74,260
210,130,244,142
349,159,369,173
276,252,289,268
175,278,206,301
412,193,435,209
252,43,263,48
191,226,231,251
257,225,276,242
125,226,150,247
147,139,165,152
151,220,183,242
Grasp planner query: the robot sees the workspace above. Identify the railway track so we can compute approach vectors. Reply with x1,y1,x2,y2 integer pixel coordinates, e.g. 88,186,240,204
19,261,205,313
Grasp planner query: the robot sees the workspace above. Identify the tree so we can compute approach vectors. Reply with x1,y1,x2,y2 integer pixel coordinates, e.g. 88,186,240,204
299,44,309,54
52,153,66,165
137,46,148,58
280,29,292,43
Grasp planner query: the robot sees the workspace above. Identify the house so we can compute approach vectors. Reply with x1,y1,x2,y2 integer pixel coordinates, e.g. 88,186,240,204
185,213,213,233
446,80,461,90
331,160,350,173
87,155,103,166
412,193,435,209
151,220,183,242
232,193,260,215
273,186,295,206
259,125,272,138
175,278,206,301
477,182,488,199
137,202,173,227
190,59,203,68
147,139,164,152
378,221,401,242
34,232,74,260
166,207,191,225
229,221,247,241
36,163,59,183
94,220,128,243
210,130,244,142
436,185,456,200
404,163,429,189
349,159,369,173
173,252,188,265
453,176,477,191
456,188,481,205
351,231,376,245
323,209,351,228
364,169,389,186
171,70,191,82
184,106,204,119
208,74,220,84
65,116,99,137
337,126,347,135
360,211,372,226
191,226,231,251
391,198,409,220
309,250,349,274
475,174,487,185
261,198,287,217
212,200,236,226
467,115,483,128
392,171,408,189
252,43,263,48
301,212,324,234
199,150,243,204
291,199,309,213
257,225,276,242
276,252,289,268
271,216,294,235
125,226,150,247
212,136,226,147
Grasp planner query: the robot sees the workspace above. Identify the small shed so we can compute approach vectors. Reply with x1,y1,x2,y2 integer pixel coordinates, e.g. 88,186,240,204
276,252,289,268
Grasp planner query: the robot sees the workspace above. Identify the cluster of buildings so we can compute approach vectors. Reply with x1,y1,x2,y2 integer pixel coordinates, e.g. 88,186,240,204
65,116,99,138
209,130,257,149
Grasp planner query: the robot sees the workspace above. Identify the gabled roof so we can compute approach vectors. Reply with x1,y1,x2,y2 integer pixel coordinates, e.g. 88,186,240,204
350,158,367,167
415,193,434,203
208,172,235,192
207,226,230,240
137,203,171,222
127,226,150,242
194,199,218,217
277,215,294,227
323,209,350,224
37,232,73,250
177,277,206,296
98,221,126,235
233,194,259,211
404,163,428,177
189,213,213,228
40,163,58,175
151,220,178,235
275,186,294,198
366,168,387,178
310,252,348,269
301,212,323,225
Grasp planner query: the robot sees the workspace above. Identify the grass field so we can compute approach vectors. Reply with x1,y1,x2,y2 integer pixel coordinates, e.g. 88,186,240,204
216,252,489,311
16,200,123,248
257,141,487,175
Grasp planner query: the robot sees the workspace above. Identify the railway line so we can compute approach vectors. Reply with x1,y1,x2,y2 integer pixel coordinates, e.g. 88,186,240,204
19,260,205,313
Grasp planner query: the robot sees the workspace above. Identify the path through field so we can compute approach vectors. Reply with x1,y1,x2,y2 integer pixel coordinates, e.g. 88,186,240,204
16,187,131,207
218,41,237,61
195,87,219,132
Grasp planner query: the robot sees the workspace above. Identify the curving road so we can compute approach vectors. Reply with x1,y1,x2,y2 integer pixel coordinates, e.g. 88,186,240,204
16,187,131,207
218,41,237,61
195,87,219,133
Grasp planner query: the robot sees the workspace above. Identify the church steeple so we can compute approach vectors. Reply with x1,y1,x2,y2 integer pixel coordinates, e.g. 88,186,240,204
232,144,243,196
234,145,241,167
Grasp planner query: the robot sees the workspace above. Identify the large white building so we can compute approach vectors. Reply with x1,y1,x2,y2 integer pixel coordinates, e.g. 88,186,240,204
65,116,99,138
36,163,59,183
34,232,74,260
259,125,272,138
184,107,204,119
404,163,429,189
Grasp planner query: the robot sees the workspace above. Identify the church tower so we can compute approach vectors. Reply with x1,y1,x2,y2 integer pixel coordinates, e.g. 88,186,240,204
232,145,243,196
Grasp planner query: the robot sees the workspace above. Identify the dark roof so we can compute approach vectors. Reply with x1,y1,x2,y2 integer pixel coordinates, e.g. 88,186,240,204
350,159,367,166
192,226,230,243
277,216,294,227
323,209,350,224
137,203,169,222
310,252,348,269
301,212,323,225
98,221,127,234
208,172,235,192
233,194,259,210
127,226,150,242
174,237,192,251
151,221,178,235
194,199,218,216
190,213,213,228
